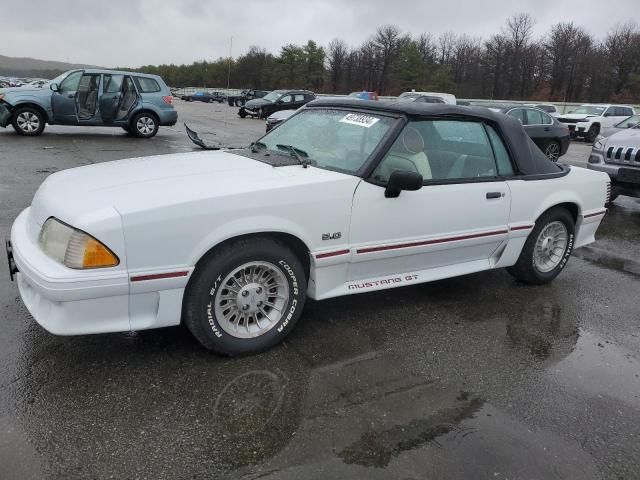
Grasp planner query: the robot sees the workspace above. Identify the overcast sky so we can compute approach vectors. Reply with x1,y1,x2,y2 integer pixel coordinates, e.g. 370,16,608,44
3,0,638,67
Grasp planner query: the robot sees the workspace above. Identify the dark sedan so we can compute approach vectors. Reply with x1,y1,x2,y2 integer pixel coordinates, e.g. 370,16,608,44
239,90,315,119
493,106,570,161
181,91,225,103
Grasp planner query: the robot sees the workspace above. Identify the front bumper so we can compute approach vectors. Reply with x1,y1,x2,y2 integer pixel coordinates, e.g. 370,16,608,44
563,123,589,138
10,208,131,334
0,102,11,127
9,208,188,335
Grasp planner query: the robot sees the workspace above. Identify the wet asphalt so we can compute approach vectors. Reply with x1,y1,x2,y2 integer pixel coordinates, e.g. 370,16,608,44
0,102,639,480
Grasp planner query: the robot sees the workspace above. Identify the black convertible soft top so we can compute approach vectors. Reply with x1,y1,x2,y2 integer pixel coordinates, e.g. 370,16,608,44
306,98,562,176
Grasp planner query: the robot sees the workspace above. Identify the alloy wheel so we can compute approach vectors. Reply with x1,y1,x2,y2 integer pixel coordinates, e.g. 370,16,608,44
136,116,155,136
16,112,40,133
213,261,290,339
544,142,560,161
533,221,568,273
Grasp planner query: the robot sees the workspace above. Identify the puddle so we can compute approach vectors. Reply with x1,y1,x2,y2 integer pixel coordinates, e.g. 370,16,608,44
549,330,640,407
573,246,640,277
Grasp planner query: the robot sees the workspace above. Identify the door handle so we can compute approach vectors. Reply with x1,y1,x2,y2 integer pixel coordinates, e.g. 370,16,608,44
486,192,503,199
544,127,550,131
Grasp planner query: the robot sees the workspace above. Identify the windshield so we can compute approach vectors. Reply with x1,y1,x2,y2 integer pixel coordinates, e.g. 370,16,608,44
569,105,606,115
397,93,419,102
263,91,284,102
257,108,397,175
614,114,640,128
51,70,74,85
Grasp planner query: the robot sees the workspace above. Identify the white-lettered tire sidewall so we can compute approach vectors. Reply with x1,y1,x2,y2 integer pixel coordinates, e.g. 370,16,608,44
186,240,306,355
531,219,574,281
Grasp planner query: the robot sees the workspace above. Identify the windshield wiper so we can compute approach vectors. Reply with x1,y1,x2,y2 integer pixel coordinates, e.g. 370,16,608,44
251,141,267,153
276,144,310,168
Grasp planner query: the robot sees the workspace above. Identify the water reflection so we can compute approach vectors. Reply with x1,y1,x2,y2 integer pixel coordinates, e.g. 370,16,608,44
506,300,578,360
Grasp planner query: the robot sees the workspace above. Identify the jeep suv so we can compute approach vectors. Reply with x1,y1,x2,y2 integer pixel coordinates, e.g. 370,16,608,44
0,69,177,138
588,125,640,201
556,104,635,143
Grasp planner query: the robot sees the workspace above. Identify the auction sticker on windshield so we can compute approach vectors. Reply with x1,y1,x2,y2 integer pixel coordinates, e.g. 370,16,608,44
340,113,380,128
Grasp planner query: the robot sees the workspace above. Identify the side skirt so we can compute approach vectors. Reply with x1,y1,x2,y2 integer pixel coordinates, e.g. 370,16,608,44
313,259,491,301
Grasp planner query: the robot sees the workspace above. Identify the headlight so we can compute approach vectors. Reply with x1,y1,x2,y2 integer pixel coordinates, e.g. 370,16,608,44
593,137,605,150
38,218,119,269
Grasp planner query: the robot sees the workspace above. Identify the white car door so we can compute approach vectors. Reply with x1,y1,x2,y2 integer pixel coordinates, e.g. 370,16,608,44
602,107,625,128
348,119,513,282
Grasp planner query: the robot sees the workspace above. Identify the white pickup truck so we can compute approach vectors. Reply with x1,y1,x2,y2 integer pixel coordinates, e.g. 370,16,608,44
556,104,636,142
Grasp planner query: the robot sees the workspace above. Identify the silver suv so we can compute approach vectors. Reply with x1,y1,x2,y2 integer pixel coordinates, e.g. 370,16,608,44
588,126,640,201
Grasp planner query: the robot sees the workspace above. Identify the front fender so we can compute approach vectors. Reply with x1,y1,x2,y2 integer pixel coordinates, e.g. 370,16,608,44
188,215,316,267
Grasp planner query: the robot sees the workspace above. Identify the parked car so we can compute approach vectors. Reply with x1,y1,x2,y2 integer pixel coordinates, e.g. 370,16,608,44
523,103,560,117
398,91,456,105
265,109,296,132
226,89,270,107
349,91,379,101
492,106,570,161
181,91,225,103
239,90,315,119
588,125,640,202
0,69,177,138
597,114,640,139
398,94,445,104
7,99,609,355
556,104,636,142
24,79,49,89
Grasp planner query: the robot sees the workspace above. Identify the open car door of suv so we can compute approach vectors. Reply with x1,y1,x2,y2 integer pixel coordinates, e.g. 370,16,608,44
99,74,139,125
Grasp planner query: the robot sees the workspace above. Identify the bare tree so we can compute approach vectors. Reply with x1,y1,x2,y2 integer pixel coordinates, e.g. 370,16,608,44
372,25,403,94
327,38,349,92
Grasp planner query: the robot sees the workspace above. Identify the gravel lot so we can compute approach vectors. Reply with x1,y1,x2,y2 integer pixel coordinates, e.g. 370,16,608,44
0,101,639,479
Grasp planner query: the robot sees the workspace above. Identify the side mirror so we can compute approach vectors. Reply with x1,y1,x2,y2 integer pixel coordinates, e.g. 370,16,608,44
50,83,59,92
603,112,611,117
385,170,423,198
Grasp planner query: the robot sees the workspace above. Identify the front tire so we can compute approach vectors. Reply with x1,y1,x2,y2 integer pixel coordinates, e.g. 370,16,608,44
183,237,307,355
131,112,159,138
12,107,45,136
586,125,599,143
508,207,575,285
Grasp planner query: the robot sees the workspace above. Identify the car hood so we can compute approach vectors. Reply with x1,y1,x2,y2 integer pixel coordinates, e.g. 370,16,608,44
245,98,272,109
602,128,640,148
29,150,354,227
268,109,297,121
559,113,594,120
1,86,50,101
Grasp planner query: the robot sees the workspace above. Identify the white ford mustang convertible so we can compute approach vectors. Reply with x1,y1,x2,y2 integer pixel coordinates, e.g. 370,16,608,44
7,99,610,355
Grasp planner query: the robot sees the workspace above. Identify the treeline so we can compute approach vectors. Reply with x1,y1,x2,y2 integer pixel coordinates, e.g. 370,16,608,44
133,14,640,103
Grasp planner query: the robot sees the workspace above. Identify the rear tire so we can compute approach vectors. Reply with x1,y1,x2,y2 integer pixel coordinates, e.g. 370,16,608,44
543,140,560,161
507,207,575,285
183,237,307,356
131,112,159,138
12,107,45,136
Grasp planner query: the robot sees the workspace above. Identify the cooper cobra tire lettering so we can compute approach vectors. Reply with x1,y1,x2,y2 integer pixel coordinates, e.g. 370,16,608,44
207,274,224,337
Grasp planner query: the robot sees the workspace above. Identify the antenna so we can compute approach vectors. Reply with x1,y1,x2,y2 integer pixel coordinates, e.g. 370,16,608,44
222,35,233,144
